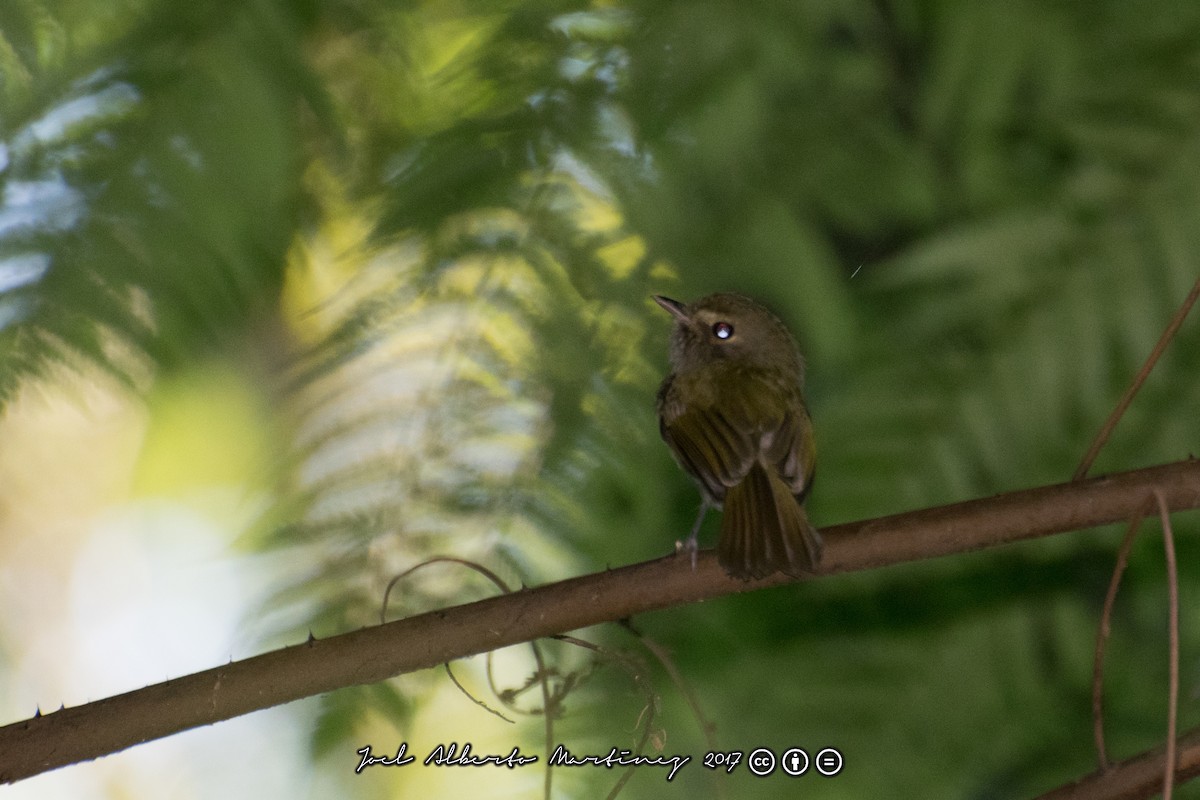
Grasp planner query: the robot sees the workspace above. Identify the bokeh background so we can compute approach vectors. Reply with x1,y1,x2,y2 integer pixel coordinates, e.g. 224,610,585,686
3,1,1200,797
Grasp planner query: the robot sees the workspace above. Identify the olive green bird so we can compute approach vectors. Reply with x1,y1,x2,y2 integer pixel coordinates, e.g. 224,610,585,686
654,292,821,580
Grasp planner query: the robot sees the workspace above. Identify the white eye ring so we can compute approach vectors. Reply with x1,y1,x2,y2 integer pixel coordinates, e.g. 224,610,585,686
712,321,734,340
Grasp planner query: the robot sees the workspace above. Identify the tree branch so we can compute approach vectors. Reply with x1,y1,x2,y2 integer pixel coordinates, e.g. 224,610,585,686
1073,274,1200,479
3,458,1200,784
1035,723,1200,800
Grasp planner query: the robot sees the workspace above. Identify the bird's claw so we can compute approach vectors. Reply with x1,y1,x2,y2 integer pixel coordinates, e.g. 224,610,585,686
674,536,699,571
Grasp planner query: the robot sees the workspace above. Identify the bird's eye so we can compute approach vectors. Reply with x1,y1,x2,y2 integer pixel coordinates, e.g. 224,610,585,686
712,321,734,340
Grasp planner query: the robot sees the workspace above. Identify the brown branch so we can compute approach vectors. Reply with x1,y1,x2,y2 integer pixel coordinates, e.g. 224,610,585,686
1074,274,1200,480
629,629,719,750
631,629,727,800
1092,503,1151,769
1035,724,1200,800
3,458,1200,784
1089,491,1184,796
1156,490,1180,800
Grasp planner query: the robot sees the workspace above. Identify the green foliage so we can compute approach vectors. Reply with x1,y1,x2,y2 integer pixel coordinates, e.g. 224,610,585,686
4,0,1200,797
0,0,317,400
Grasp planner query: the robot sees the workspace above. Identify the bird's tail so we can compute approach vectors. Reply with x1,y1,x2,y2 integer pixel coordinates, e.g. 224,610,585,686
718,462,822,580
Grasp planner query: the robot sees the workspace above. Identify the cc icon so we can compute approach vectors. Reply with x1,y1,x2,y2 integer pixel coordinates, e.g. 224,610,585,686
747,747,776,776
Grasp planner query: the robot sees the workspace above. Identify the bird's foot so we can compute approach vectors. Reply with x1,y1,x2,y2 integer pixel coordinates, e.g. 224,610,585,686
674,534,699,571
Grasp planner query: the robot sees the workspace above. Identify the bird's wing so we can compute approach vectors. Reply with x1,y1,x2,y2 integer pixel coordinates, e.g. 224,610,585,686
660,368,813,500
763,393,816,500
661,401,759,501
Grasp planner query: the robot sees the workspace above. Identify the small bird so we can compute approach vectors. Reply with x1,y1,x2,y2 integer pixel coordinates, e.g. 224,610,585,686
654,292,821,580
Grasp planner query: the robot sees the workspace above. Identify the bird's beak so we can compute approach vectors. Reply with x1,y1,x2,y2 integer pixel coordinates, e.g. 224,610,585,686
653,295,689,323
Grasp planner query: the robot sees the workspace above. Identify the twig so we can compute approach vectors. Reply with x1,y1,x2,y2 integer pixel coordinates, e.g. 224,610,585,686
1086,489,1182,797
1035,724,1200,800
4,459,1200,784
534,640,554,800
443,662,515,723
623,624,726,800
625,627,718,748
1093,501,1152,769
380,556,513,624
381,556,518,722
378,556,559,797
1074,275,1200,480
553,634,659,800
1155,490,1180,800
